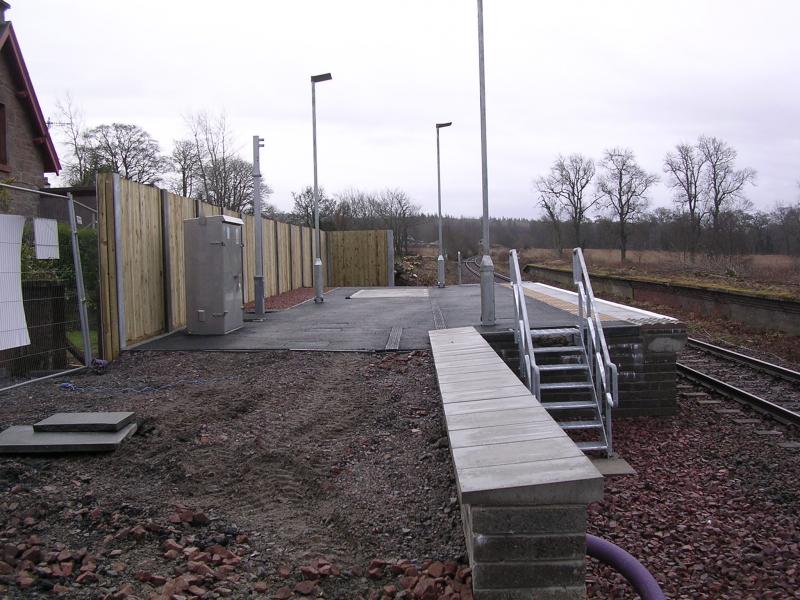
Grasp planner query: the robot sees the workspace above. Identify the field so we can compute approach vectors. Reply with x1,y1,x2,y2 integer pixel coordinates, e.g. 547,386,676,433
514,248,800,300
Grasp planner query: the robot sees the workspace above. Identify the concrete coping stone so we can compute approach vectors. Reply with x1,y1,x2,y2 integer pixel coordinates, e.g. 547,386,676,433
33,412,135,432
429,327,603,506
0,423,138,454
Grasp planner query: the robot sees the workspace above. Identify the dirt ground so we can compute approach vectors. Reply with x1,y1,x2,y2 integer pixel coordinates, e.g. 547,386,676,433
0,351,467,599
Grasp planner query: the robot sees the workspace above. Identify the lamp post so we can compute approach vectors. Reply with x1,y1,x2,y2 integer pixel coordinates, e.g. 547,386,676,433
477,0,495,325
436,121,452,288
311,72,332,303
252,135,265,316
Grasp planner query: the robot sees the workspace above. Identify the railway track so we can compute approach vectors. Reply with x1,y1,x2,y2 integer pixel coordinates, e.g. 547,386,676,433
677,338,800,427
462,257,512,282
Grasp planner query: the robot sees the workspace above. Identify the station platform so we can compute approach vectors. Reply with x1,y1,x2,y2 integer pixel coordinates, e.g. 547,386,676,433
138,283,686,416
138,283,677,353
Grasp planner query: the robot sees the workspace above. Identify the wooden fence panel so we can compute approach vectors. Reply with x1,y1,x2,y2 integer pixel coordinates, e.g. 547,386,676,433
120,178,164,344
290,225,302,290
264,219,278,297
276,222,291,293
166,192,194,329
302,227,313,287
328,230,390,286
97,173,119,359
320,230,328,288
243,214,255,304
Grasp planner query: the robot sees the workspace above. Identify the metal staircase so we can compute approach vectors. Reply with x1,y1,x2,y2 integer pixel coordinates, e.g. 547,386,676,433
508,249,618,457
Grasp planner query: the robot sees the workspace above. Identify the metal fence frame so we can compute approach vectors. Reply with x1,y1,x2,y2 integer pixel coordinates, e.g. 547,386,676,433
0,183,93,392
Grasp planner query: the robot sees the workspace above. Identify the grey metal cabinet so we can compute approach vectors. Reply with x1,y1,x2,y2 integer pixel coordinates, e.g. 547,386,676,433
183,215,244,335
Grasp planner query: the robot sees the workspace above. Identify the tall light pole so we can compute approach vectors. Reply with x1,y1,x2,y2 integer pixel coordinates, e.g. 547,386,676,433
252,135,265,316
436,121,452,288
311,72,332,303
477,0,495,326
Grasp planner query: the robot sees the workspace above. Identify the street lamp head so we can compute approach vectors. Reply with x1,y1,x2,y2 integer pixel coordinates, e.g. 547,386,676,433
311,73,333,83
436,122,453,129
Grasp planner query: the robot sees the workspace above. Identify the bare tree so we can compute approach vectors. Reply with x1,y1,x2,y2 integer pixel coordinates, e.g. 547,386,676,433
290,186,335,227
87,123,167,184
596,148,659,261
186,112,272,212
664,143,706,261
697,135,756,254
54,94,95,186
535,154,597,248
535,192,563,256
381,188,420,256
168,139,200,198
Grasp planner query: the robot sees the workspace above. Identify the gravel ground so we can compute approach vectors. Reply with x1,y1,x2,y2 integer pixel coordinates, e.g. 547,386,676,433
0,351,467,599
587,387,800,599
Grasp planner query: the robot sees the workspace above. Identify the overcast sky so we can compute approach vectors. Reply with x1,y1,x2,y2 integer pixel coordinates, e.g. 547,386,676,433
13,1,800,218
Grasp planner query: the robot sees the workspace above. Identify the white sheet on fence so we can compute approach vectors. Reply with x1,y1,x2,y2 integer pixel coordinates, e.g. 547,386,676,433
33,218,59,259
0,214,31,351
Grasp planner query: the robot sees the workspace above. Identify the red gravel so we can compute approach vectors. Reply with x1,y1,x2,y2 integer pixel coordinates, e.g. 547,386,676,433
244,287,334,312
587,387,800,599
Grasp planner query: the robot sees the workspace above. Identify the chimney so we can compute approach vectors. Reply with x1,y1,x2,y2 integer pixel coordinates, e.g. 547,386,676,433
0,2,9,23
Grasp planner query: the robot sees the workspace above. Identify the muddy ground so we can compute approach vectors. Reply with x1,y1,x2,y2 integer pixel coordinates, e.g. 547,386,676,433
0,351,466,599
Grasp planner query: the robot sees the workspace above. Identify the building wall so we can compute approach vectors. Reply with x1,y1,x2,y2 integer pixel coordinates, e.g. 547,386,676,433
0,47,49,217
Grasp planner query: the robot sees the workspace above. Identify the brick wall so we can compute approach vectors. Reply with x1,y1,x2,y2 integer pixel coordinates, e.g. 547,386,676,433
0,49,49,217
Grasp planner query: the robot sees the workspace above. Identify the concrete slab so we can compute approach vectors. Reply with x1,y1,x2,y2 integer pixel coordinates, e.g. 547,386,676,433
349,288,429,299
441,385,541,404
446,407,552,431
453,436,582,470
437,378,526,395
0,423,137,453
590,457,636,477
458,456,604,505
449,421,567,448
443,395,537,416
33,412,135,432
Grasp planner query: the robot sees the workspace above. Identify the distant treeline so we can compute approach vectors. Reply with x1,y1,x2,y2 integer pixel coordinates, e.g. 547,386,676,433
403,205,800,258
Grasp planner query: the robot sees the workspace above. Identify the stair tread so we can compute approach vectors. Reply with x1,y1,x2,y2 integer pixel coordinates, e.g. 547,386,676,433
576,441,608,451
533,346,584,353
541,400,597,410
529,327,580,337
557,420,603,430
539,364,589,372
540,382,593,390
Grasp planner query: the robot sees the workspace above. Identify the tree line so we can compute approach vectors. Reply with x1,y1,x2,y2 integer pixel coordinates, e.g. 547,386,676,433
54,99,798,259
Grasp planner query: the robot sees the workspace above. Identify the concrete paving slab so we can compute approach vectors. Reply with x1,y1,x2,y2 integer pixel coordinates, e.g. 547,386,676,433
441,385,541,404
458,455,604,505
33,412,135,432
443,396,538,416
0,423,137,453
453,436,582,470
446,407,552,431
590,457,636,477
436,367,516,384
349,288,429,299
449,421,566,448
438,379,527,395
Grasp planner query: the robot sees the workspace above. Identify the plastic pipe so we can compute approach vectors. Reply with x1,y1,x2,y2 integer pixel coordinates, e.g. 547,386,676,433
586,534,666,600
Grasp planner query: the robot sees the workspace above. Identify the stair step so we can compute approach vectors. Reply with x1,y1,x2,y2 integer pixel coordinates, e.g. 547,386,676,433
540,382,593,391
576,441,608,452
558,420,603,430
539,364,589,372
533,346,584,354
529,328,580,338
541,400,597,410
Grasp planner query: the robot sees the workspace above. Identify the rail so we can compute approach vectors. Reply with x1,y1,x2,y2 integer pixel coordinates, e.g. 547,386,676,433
572,248,618,452
508,249,540,399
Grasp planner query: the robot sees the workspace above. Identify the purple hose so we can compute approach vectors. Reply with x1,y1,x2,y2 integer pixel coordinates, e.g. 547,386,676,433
586,534,666,600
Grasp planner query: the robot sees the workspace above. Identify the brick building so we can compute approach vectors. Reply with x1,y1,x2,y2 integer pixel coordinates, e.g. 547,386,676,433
0,1,60,217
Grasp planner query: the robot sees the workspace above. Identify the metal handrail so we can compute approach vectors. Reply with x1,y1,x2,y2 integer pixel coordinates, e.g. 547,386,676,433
509,250,540,399
573,247,618,453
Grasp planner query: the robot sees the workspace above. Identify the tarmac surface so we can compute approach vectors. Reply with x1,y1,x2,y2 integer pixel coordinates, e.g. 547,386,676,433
137,284,658,353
